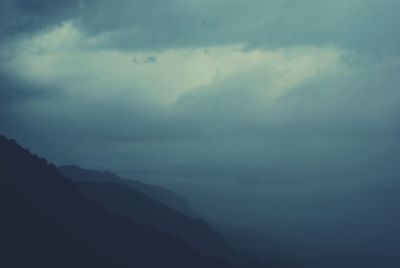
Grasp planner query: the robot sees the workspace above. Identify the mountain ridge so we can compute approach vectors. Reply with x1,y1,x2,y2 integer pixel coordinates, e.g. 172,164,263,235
0,134,235,268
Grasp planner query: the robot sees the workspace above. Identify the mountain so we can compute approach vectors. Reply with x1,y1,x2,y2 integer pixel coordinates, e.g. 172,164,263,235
59,165,197,216
0,135,235,268
58,165,263,267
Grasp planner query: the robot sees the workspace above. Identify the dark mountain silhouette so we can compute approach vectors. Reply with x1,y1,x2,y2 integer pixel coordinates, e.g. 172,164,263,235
0,135,235,268
59,165,197,216
58,165,267,267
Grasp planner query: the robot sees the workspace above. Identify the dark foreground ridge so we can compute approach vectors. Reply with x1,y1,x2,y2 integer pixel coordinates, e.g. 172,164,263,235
0,135,235,268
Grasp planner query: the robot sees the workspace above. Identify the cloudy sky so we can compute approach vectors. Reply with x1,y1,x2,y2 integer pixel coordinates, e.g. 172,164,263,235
1,0,400,234
1,0,399,171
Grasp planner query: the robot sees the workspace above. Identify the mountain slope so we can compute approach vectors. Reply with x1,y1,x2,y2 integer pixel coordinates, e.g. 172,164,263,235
59,165,197,216
0,135,234,268
58,165,253,266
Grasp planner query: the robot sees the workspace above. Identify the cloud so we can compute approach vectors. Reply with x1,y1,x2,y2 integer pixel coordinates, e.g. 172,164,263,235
68,1,400,56
4,1,399,55
0,0,80,40
2,20,400,142
0,1,399,184
3,22,352,139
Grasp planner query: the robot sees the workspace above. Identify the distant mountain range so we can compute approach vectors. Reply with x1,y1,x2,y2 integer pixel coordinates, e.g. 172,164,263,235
0,135,268,268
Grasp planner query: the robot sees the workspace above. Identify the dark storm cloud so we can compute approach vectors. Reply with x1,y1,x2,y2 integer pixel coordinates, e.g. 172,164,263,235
2,1,400,55
68,1,400,55
75,1,227,49
0,0,81,42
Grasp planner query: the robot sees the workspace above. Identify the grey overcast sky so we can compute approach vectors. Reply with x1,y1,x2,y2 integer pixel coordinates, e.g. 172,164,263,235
1,0,400,188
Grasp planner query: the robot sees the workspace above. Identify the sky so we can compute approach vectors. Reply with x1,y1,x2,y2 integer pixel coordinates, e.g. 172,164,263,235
1,0,399,178
1,1,400,264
